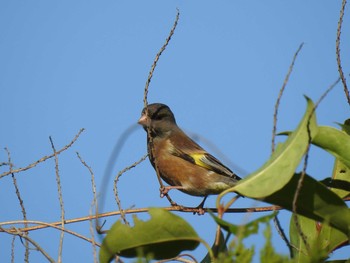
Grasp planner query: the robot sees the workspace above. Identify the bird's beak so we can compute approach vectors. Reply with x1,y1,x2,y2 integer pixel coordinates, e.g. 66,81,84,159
138,114,149,126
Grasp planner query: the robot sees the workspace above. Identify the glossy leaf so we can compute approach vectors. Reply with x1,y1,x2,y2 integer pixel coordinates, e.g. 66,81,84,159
329,158,350,199
290,215,348,262
99,208,200,263
312,126,350,169
264,173,350,236
233,97,317,198
329,119,350,199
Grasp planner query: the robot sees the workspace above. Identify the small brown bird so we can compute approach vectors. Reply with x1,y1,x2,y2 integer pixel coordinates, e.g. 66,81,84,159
138,103,241,207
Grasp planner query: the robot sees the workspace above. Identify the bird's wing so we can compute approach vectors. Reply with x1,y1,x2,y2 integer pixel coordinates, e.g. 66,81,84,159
169,132,241,180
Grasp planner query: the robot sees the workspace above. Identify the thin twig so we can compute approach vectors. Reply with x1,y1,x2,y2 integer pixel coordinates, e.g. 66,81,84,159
0,129,84,179
214,195,240,250
336,0,350,105
75,152,99,262
271,43,304,256
0,204,283,234
89,202,98,263
113,154,148,225
0,221,100,246
273,215,293,258
0,161,10,167
49,136,65,263
143,9,180,206
11,233,15,263
5,147,30,262
272,43,304,152
12,174,30,262
76,152,98,223
292,77,341,252
1,227,55,263
98,123,139,231
143,9,180,108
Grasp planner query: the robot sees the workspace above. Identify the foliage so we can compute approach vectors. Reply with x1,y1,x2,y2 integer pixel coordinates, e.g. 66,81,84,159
99,98,350,262
99,208,200,263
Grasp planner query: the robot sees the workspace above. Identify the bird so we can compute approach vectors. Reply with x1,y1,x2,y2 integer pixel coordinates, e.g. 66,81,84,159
138,103,241,208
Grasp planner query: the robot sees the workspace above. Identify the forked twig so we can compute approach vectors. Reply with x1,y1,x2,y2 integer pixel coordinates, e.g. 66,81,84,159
0,129,84,179
113,154,148,225
0,221,100,245
98,123,139,231
1,227,55,263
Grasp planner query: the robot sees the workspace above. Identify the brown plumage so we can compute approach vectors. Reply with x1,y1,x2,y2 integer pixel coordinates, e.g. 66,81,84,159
138,103,241,200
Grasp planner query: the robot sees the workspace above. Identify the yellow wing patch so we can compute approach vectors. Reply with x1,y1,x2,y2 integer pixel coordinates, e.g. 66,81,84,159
190,153,212,170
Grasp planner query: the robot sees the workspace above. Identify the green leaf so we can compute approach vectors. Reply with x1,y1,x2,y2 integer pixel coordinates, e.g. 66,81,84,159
260,224,292,263
99,208,200,263
329,158,350,199
233,97,317,198
201,230,227,263
264,173,350,236
312,125,350,169
336,119,350,135
209,211,277,238
290,215,349,262
229,98,350,236
328,119,350,199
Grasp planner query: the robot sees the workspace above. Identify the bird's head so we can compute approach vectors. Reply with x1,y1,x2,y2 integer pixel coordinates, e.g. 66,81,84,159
138,103,177,136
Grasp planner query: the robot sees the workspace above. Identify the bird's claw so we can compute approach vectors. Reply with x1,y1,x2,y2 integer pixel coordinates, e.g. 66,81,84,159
194,207,206,215
160,187,170,198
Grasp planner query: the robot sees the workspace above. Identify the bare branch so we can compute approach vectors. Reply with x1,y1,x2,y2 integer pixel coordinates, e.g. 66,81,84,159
49,136,65,263
11,235,15,263
143,9,180,108
272,43,304,153
1,227,55,263
0,204,283,234
143,9,181,206
0,128,85,179
5,147,30,261
75,153,98,261
292,76,340,252
76,152,98,221
336,0,350,105
99,124,139,231
89,202,98,263
0,221,100,246
113,154,148,225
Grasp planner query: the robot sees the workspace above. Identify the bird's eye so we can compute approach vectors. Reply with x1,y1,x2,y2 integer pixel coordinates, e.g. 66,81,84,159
153,113,165,120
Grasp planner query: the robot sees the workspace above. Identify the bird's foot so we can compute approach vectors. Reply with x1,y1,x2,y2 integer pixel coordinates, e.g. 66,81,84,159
195,207,206,215
159,186,184,198
193,196,208,215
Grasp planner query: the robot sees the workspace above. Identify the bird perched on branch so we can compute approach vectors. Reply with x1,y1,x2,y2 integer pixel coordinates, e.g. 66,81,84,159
138,103,241,208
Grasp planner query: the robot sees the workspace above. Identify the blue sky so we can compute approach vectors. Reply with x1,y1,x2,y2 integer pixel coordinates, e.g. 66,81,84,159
1,1,349,262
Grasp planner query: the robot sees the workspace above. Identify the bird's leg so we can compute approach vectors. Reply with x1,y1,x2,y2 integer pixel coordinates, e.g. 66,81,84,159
194,196,208,215
159,186,184,197
164,194,178,206
159,186,184,207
